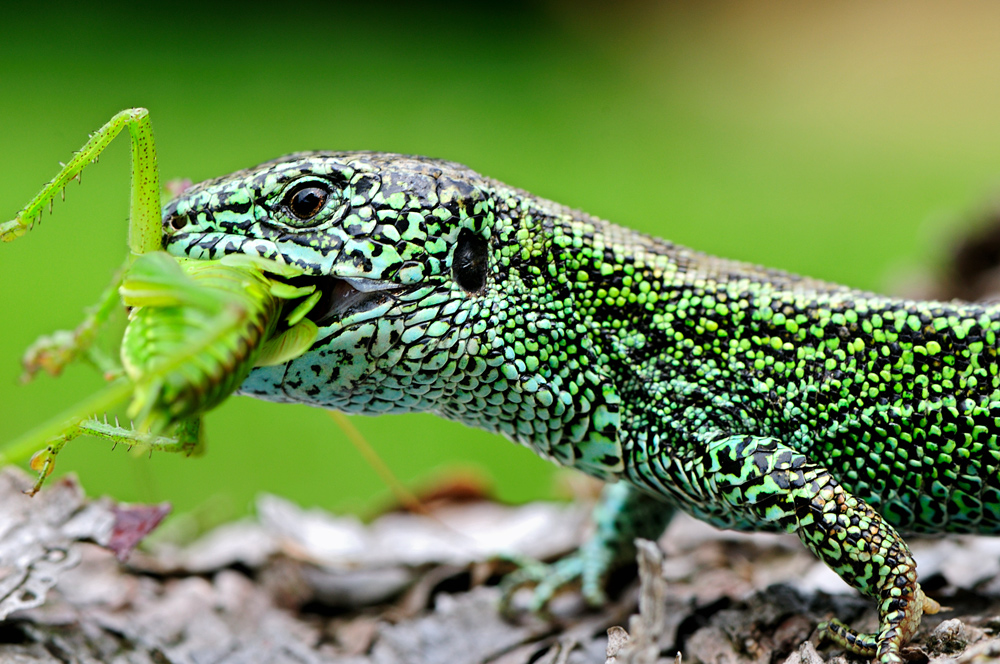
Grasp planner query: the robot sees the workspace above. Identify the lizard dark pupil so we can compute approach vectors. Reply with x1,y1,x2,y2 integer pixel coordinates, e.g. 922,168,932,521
288,187,327,220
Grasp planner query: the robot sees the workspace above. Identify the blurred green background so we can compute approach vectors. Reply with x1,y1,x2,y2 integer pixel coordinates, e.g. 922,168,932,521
3,1,1000,524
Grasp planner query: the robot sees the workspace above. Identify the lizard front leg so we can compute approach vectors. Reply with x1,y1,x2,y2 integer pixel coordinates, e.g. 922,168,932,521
683,434,939,664
501,481,675,612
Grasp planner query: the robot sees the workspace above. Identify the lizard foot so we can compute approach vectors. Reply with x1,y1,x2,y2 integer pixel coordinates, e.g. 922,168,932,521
818,619,881,660
498,549,610,617
817,585,941,663
498,483,674,618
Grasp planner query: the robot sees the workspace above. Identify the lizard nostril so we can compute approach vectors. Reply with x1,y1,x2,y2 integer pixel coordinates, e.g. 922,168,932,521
168,214,189,231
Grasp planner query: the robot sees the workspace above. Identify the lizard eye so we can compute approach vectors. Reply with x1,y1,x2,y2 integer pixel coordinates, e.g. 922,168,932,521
283,183,330,223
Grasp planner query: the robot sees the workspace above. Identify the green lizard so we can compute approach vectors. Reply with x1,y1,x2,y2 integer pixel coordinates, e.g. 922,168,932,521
157,151,1000,662
12,129,996,661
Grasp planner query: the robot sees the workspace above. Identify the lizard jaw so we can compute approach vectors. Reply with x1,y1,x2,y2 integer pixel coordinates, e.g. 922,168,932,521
283,275,402,327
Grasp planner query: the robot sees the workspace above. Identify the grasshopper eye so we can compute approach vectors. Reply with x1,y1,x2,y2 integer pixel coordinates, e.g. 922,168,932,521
284,183,329,223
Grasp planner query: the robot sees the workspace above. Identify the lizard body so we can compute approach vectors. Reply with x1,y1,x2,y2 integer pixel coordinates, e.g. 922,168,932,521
163,152,1000,663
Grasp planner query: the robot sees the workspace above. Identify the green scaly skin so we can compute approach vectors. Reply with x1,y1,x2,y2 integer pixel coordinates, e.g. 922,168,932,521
161,152,999,663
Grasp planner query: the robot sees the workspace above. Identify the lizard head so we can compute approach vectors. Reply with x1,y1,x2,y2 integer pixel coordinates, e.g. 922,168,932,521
162,152,501,403
162,151,493,306
162,151,623,479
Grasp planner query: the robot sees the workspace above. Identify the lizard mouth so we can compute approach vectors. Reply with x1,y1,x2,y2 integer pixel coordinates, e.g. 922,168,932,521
282,275,402,327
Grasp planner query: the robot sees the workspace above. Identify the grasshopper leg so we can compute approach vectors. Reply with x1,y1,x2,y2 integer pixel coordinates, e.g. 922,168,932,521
25,416,204,496
1,108,161,254
21,262,128,382
8,108,164,380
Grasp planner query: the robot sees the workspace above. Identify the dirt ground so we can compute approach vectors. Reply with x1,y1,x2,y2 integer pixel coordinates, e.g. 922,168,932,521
3,465,1000,664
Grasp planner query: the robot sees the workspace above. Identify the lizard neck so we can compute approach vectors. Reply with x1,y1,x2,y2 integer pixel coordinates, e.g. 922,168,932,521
435,190,859,480
438,191,870,481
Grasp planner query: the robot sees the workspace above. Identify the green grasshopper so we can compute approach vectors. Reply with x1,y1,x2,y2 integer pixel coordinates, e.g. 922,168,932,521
1,109,321,494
